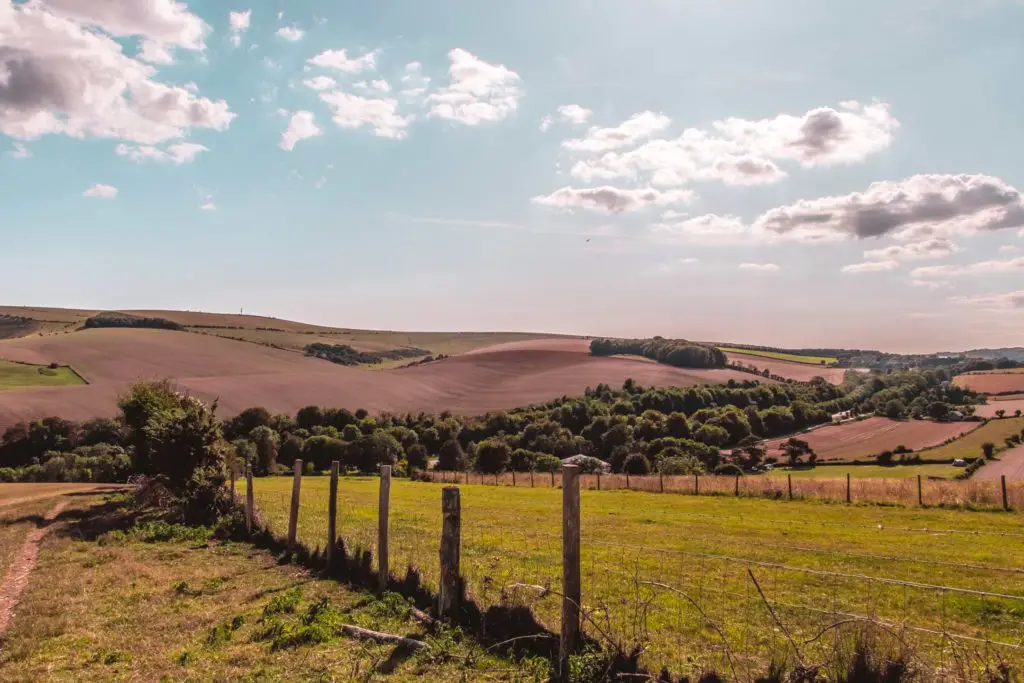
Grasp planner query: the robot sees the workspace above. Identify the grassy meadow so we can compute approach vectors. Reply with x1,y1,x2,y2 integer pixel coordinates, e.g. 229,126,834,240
768,462,963,479
717,346,839,366
0,360,85,390
917,417,1024,460
243,476,1024,678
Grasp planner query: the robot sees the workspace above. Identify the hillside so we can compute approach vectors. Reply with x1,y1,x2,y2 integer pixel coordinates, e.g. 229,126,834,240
0,330,756,429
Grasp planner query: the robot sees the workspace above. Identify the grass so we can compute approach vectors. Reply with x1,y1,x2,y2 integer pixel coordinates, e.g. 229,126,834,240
917,417,1024,460
0,498,58,579
717,346,838,366
767,462,963,479
244,476,1024,678
0,359,85,390
0,494,546,682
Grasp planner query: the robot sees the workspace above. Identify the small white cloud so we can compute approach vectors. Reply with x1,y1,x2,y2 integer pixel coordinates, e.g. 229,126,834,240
910,264,963,279
303,75,337,91
948,290,1024,310
427,49,522,125
563,111,671,154
999,245,1020,253
532,186,694,214
314,177,327,189
738,263,780,272
539,115,553,132
115,142,208,164
308,48,378,73
841,259,900,274
863,238,959,262
280,111,322,151
319,91,411,139
138,40,174,64
229,10,251,47
276,26,304,42
400,61,430,99
83,184,118,199
200,202,216,210
370,79,391,93
911,279,951,291
7,142,31,159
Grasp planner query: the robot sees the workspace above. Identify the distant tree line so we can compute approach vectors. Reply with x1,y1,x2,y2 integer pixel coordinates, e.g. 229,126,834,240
304,343,430,366
590,337,727,369
83,312,184,332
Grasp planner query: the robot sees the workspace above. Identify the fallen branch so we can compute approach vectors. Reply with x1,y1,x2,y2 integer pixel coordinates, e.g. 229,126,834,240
409,606,437,626
340,624,430,650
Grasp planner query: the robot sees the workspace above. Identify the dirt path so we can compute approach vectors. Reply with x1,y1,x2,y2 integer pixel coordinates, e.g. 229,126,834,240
0,485,123,510
0,500,67,636
975,444,1024,481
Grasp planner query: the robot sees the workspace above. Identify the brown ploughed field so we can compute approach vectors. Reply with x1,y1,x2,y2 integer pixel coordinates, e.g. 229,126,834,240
975,399,1024,418
763,416,979,462
724,351,847,384
0,330,756,428
954,370,1024,394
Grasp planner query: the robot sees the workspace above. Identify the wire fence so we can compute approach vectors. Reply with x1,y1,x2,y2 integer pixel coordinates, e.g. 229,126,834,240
240,470,1024,680
423,470,1024,510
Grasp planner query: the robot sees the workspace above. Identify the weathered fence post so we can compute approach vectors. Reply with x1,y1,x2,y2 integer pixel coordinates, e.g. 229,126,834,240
551,471,555,487
1002,475,1009,511
660,472,664,493
512,470,516,487
694,474,699,496
917,474,923,507
560,465,581,683
787,473,793,500
495,473,499,486
735,474,740,497
327,461,339,568
245,465,254,535
846,473,851,504
378,465,391,591
596,472,601,491
531,470,535,488
288,459,303,553
439,487,461,619
626,472,630,489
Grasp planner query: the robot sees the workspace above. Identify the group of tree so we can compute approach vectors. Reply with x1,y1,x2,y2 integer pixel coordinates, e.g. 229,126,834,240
589,337,727,369
304,343,430,366
83,311,184,331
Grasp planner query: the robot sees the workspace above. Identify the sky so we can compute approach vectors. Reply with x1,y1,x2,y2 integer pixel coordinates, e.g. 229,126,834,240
1,0,1023,354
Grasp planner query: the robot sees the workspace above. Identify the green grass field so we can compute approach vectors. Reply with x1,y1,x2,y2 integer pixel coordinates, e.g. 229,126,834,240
717,346,838,366
243,476,1024,678
767,462,962,479
917,417,1024,460
0,360,85,390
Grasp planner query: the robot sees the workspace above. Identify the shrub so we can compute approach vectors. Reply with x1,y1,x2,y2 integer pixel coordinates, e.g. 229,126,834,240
510,448,537,472
437,439,469,471
713,463,743,476
534,454,562,473
351,431,401,473
661,455,705,475
474,439,511,474
301,436,345,472
249,426,278,475
406,444,428,471
876,450,894,465
623,453,651,475
982,442,996,459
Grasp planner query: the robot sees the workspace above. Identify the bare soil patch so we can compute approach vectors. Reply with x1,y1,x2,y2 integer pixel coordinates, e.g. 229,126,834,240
724,351,847,384
763,416,979,462
0,500,66,636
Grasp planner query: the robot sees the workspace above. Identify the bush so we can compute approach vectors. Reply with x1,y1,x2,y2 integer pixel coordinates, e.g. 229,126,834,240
623,453,651,475
474,439,511,474
437,439,469,471
713,463,743,476
534,453,562,473
661,455,704,475
510,448,537,472
876,450,894,465
982,442,996,459
301,436,346,472
406,444,428,471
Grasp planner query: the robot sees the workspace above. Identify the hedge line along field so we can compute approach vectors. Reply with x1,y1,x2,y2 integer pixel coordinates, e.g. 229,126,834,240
916,416,1024,461
716,346,838,366
721,351,848,384
243,476,1024,677
767,462,962,479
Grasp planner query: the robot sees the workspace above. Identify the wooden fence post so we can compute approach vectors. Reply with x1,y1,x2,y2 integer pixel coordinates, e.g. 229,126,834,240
245,465,254,535
378,465,391,591
694,474,699,496
288,459,302,553
531,470,535,488
512,470,516,487
560,464,581,683
787,473,793,500
626,472,630,489
846,473,851,504
596,472,601,491
1002,475,1009,511
917,474,923,507
327,461,339,568
735,474,740,497
551,471,555,487
439,487,461,619
660,473,664,493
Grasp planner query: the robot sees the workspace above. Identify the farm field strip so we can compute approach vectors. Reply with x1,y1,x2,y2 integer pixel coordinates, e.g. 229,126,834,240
716,346,838,365
768,463,961,479
918,416,1024,461
243,477,1024,675
0,360,85,390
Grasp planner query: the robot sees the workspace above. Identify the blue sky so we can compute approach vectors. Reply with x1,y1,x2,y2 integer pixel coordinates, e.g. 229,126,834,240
2,0,1022,353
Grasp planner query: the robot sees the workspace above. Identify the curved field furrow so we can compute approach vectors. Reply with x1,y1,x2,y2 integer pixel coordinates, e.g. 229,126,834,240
724,351,847,384
0,330,759,428
763,416,980,462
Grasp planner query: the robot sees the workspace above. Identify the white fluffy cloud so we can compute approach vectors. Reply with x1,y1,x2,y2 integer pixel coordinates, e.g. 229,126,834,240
427,49,522,125
319,91,411,139
738,263,780,272
83,183,117,198
841,260,900,274
115,141,208,164
7,142,30,158
650,214,748,243
200,201,216,210
308,48,378,73
276,25,304,42
564,111,670,154
863,238,959,262
399,62,430,99
541,103,594,131
279,111,321,151
303,75,337,91
532,186,694,214
949,291,1024,310
229,10,251,47
0,1,235,148
569,101,896,188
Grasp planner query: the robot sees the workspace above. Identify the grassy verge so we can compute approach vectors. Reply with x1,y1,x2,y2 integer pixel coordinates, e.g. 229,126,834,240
0,360,86,390
0,498,58,579
243,476,1024,678
918,417,1024,461
0,495,546,681
767,462,962,479
717,346,838,365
